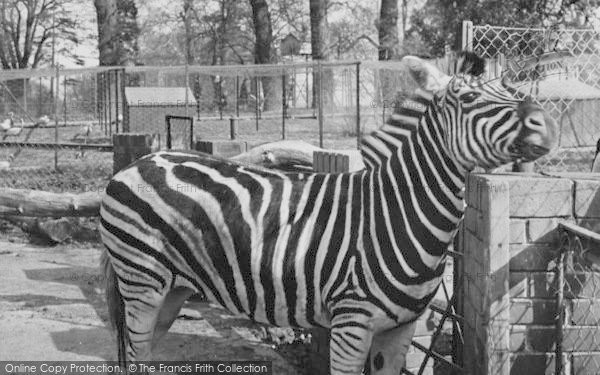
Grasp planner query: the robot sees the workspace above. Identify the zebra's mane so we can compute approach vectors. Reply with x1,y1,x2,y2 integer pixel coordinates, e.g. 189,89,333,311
359,88,433,155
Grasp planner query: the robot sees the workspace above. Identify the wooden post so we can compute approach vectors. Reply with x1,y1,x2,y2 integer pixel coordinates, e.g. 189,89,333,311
229,117,238,140
235,75,240,118
113,133,158,174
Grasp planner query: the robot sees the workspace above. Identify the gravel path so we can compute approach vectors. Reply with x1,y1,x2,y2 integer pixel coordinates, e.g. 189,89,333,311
0,241,299,374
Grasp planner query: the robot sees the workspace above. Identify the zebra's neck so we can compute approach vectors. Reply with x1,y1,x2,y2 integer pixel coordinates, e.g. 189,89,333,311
359,90,467,269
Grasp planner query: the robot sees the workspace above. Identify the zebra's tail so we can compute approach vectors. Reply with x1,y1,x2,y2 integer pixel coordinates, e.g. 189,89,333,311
102,249,128,366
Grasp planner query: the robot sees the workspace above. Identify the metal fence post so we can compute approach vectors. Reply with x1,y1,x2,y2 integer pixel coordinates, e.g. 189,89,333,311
54,66,59,170
282,73,286,140
115,69,120,133
356,62,361,149
318,61,324,148
460,20,474,51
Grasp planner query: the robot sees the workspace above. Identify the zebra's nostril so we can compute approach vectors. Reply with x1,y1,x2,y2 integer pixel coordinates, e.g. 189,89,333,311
527,117,544,127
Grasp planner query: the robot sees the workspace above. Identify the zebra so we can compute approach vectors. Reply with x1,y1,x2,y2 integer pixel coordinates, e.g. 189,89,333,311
100,52,557,375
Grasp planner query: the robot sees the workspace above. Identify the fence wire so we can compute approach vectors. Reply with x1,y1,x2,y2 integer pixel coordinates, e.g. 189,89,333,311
557,222,600,374
470,23,600,172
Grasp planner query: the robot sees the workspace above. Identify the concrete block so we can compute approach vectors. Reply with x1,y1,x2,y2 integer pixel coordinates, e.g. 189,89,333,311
508,176,573,217
509,243,558,271
510,219,526,244
527,218,560,243
575,179,600,218
194,140,247,158
510,298,556,325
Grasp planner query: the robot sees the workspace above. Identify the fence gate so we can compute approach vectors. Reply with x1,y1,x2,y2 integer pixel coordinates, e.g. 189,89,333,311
461,20,600,173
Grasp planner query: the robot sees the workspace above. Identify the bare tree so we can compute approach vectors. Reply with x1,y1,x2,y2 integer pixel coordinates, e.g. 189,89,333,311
0,0,78,100
0,0,78,70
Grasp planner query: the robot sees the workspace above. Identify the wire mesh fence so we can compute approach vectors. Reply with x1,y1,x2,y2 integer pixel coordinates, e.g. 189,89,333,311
466,22,600,172
557,222,600,374
0,67,115,193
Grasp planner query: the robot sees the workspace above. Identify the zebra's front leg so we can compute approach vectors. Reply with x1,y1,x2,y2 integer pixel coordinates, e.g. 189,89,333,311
368,320,417,374
329,316,374,375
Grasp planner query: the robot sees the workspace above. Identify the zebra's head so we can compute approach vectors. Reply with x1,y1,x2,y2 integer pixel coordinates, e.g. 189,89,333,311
402,52,558,170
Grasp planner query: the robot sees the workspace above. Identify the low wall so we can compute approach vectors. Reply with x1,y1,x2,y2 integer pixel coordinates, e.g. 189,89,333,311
462,172,600,375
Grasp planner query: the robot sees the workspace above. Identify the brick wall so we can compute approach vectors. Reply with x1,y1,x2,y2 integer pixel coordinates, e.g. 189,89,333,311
462,173,600,375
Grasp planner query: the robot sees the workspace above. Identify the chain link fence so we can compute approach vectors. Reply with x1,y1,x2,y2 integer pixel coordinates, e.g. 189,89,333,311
465,22,600,172
557,222,600,374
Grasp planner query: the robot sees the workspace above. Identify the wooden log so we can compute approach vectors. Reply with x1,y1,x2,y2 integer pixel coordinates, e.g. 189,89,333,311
0,140,365,218
3,216,74,243
0,189,101,217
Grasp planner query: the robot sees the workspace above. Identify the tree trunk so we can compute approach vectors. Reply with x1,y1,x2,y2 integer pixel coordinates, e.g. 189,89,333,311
93,0,139,66
378,0,399,107
249,0,276,111
379,0,399,60
94,0,119,66
309,0,332,108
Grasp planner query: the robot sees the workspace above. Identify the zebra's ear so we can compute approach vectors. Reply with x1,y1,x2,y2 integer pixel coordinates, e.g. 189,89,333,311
457,51,486,76
402,56,451,92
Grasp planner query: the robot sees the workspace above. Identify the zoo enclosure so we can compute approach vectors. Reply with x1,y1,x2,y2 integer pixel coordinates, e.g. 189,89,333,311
0,59,447,191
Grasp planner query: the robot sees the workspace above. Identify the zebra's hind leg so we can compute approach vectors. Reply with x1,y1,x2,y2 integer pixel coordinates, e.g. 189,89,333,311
153,286,195,341
329,316,374,375
103,252,170,364
368,320,418,374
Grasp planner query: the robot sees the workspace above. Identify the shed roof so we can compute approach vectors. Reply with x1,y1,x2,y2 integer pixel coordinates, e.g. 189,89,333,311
125,87,197,106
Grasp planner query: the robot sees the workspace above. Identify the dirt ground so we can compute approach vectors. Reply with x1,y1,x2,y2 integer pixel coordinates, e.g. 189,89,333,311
0,239,301,374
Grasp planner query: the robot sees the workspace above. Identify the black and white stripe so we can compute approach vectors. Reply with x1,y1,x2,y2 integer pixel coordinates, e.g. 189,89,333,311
100,52,557,374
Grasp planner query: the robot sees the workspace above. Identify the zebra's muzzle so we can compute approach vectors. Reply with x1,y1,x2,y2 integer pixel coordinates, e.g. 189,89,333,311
510,141,551,161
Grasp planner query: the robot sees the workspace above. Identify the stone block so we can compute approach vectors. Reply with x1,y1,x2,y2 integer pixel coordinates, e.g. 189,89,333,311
510,219,526,244
575,179,600,218
507,176,573,217
509,243,558,271
194,140,247,158
527,218,560,243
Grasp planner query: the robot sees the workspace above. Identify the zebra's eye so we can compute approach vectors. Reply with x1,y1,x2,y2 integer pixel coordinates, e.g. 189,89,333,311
460,92,480,103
